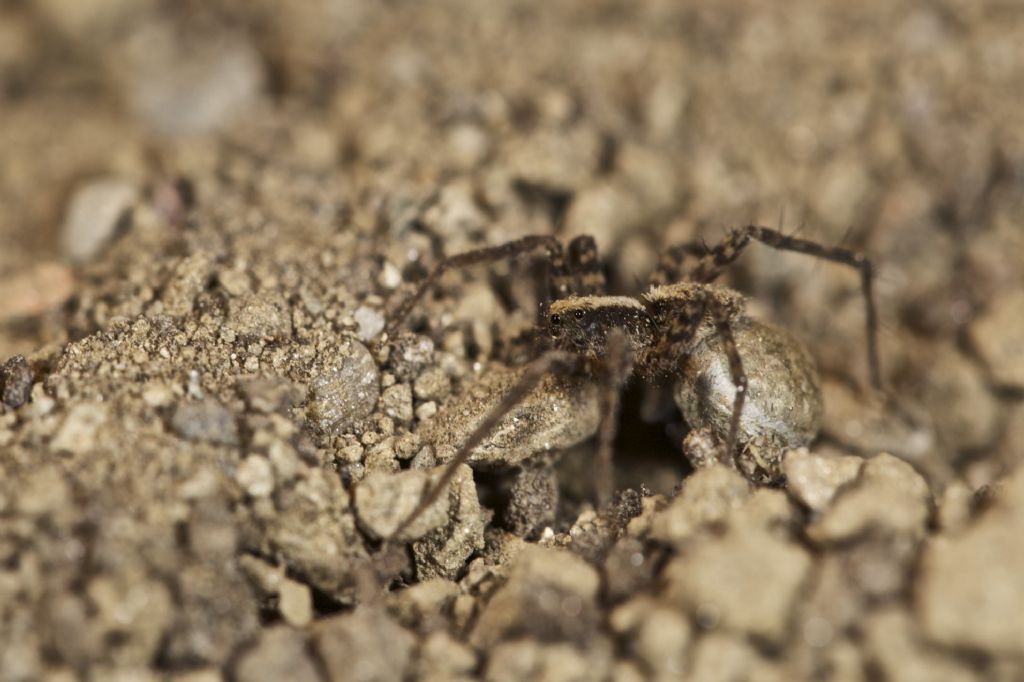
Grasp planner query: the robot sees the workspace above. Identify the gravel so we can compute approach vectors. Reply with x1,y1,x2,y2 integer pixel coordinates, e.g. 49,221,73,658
2,1,1024,680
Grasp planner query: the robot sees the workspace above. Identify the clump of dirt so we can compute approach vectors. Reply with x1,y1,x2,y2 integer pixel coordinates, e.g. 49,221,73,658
2,1,1024,680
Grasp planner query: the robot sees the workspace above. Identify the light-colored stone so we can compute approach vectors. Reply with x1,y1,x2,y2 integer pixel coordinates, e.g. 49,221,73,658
307,341,380,433
51,402,109,455
917,468,1024,656
278,579,313,627
313,608,415,682
971,289,1024,388
808,453,930,543
412,464,485,580
867,608,979,682
61,177,136,262
353,468,450,542
649,465,750,546
237,455,274,497
663,526,812,643
234,626,319,682
471,545,600,649
783,448,863,513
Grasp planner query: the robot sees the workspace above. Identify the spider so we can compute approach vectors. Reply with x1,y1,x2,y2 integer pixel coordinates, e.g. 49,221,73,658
380,226,880,539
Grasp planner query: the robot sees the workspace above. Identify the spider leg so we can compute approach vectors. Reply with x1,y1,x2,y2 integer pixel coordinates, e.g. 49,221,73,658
687,225,881,389
595,328,633,506
563,235,606,295
648,241,710,287
646,294,708,377
706,298,749,454
389,349,580,541
383,235,564,339
644,289,747,452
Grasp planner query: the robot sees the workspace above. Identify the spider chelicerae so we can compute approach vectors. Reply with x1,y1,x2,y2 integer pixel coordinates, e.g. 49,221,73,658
380,226,880,539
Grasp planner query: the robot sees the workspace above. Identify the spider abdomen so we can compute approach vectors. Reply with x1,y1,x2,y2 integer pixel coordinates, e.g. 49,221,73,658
675,316,823,450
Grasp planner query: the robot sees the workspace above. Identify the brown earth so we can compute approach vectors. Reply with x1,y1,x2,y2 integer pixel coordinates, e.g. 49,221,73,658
2,1,1024,680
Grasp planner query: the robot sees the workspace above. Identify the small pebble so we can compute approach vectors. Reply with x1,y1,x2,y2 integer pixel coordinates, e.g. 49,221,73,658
161,252,215,317
413,366,451,402
663,525,812,643
278,579,313,627
353,469,450,541
128,34,265,137
236,455,274,497
917,467,1024,656
26,382,55,417
60,177,136,262
412,464,485,580
238,377,304,414
807,453,930,543
388,333,435,381
171,399,240,446
141,381,174,408
378,262,403,290
1,355,33,408
51,403,109,455
313,609,415,682
971,290,1024,388
867,608,979,682
227,293,293,340
233,626,320,682
380,383,414,423
417,631,477,679
649,465,751,546
217,268,252,297
471,545,601,649
783,448,863,513
354,305,386,341
919,346,1001,454
307,341,380,433
415,400,437,421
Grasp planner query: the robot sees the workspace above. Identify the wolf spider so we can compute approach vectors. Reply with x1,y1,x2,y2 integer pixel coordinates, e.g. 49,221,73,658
381,226,880,539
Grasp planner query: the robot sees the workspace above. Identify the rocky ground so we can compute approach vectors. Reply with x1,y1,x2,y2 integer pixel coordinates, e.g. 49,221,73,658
2,1,1024,680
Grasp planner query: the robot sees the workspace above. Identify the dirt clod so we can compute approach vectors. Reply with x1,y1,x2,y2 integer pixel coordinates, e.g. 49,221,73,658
171,398,239,446
918,468,1024,657
307,340,381,434
471,545,600,649
1,354,32,408
354,468,452,542
314,608,416,682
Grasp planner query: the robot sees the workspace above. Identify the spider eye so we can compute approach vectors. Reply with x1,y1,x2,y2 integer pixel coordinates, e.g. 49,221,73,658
573,309,585,320
550,314,561,325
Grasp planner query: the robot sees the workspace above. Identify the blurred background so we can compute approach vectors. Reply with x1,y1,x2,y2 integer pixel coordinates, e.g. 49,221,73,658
2,0,1022,481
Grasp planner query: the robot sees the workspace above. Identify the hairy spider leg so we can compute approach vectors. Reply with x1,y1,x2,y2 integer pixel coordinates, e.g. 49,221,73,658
648,241,712,287
707,299,749,453
643,287,748,453
389,350,581,541
595,328,633,505
564,234,606,295
383,235,564,339
644,290,709,377
686,225,881,389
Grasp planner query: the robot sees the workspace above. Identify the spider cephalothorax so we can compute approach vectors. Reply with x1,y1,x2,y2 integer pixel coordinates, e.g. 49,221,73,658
547,296,656,363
